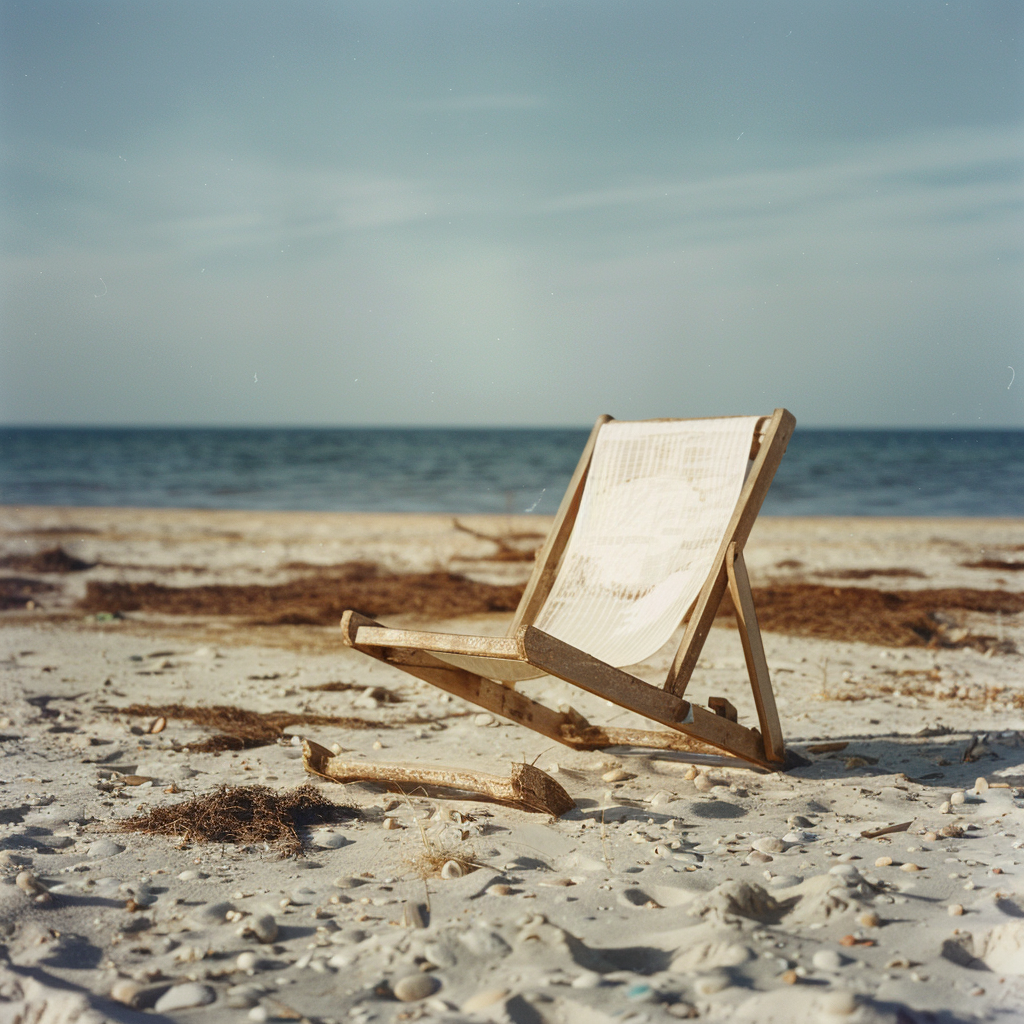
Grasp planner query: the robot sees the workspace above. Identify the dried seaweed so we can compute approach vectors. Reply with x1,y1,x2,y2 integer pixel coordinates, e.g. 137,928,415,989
0,547,94,572
115,784,355,856
962,559,1024,572
0,576,56,610
110,702,397,752
80,560,523,624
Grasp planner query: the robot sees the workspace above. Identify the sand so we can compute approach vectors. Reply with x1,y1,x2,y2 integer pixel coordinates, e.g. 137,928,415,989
1,506,1023,1024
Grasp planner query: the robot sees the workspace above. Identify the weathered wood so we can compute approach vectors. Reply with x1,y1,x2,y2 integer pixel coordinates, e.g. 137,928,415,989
302,740,576,816
522,626,773,769
522,626,690,725
665,408,795,696
508,414,613,635
726,543,786,763
353,626,525,661
709,697,738,722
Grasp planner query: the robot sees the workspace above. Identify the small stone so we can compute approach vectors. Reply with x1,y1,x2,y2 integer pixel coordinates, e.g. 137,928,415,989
312,831,349,849
922,832,937,842
110,980,142,1007
225,985,262,1009
767,874,803,888
900,862,921,873
393,973,440,1001
838,935,857,947
440,860,464,879
248,1006,269,1022
247,913,278,943
154,982,216,1012
939,801,952,814
683,766,698,780
788,815,813,828
948,904,964,916
15,871,45,896
236,951,259,971
693,774,714,793
820,989,858,1016
333,876,365,889
382,817,401,831
87,840,124,858
857,911,880,928
474,713,494,727
950,790,966,806
974,776,989,793
693,972,730,995
571,971,602,989
602,768,633,782
780,969,798,985
462,989,508,1012
875,856,893,867
783,831,816,844
752,836,786,854
812,949,844,971
487,883,513,896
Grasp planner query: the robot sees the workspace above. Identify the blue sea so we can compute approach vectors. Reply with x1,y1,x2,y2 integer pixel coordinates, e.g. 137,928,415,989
0,427,1021,517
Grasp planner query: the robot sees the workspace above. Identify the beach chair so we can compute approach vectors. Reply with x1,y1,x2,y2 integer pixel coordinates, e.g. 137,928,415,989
341,409,795,770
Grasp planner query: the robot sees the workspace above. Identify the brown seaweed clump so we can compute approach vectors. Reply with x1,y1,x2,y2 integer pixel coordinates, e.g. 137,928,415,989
79,560,524,625
0,576,56,610
0,546,94,572
110,703,398,752
116,784,355,856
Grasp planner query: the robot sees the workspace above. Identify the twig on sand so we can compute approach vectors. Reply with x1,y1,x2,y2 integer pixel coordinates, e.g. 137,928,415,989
860,820,914,839
303,739,575,816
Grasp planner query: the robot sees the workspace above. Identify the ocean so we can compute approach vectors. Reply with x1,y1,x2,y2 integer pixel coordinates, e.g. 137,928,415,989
0,427,1021,517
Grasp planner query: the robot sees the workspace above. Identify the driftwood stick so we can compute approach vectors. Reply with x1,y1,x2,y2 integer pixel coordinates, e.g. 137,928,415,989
303,740,575,817
860,820,914,839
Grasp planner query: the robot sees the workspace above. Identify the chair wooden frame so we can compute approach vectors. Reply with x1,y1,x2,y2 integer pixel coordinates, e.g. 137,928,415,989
340,409,796,771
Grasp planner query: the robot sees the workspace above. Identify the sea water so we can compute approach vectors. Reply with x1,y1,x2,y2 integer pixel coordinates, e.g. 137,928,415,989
0,427,1021,516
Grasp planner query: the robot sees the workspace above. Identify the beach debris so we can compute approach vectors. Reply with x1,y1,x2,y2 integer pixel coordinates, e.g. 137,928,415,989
303,739,575,816
154,983,216,1013
860,821,913,839
392,974,440,1001
115,783,356,857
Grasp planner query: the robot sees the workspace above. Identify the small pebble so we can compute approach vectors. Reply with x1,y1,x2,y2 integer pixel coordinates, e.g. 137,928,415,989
110,980,142,1007
382,817,401,831
857,911,880,928
752,836,786,854
693,972,730,996
788,815,813,828
87,839,124,859
974,776,989,793
236,951,259,971
683,766,698,780
333,876,365,889
154,983,216,1012
693,774,714,793
812,949,844,971
462,989,508,1012
900,862,921,873
247,913,278,943
248,1007,269,1022
948,904,964,916
474,713,494,727
820,989,858,1016
487,883,514,896
950,790,966,806
922,832,937,842
15,871,45,896
571,971,602,989
939,801,952,814
602,768,633,783
225,985,262,1009
875,856,893,867
393,974,440,1001
783,831,816,844
312,831,348,849
780,969,798,985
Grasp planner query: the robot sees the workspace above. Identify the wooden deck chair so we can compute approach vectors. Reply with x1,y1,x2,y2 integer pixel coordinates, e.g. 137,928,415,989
340,409,796,771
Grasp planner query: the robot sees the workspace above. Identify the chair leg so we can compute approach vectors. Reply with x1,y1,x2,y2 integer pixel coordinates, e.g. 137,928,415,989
726,543,786,763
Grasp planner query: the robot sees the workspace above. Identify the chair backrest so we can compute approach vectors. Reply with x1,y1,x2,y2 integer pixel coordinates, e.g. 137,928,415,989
530,416,759,668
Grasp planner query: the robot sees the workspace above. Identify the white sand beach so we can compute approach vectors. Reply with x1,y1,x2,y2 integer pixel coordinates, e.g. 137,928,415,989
1,507,1023,1023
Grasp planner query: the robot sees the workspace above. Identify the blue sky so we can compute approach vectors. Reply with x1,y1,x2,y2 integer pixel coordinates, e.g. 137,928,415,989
1,1,1022,426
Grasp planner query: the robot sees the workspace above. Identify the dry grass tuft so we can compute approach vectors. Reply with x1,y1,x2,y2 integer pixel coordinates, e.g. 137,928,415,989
116,784,356,857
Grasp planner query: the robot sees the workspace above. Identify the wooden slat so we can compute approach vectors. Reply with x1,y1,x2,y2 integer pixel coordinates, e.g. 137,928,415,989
353,626,525,661
340,611,583,747
522,626,773,769
665,408,796,696
508,414,613,634
726,543,786,763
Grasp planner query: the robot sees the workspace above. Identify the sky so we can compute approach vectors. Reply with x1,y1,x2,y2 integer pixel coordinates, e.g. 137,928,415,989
1,1,1022,428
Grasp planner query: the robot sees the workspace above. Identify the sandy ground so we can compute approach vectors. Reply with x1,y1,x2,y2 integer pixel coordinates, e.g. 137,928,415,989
1,507,1023,1024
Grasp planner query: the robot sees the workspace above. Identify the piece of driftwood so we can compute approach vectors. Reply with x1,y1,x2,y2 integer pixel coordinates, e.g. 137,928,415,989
303,740,575,817
860,820,914,839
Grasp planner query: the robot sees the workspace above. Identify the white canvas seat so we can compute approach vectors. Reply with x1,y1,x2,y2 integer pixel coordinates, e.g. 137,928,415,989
341,409,795,770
